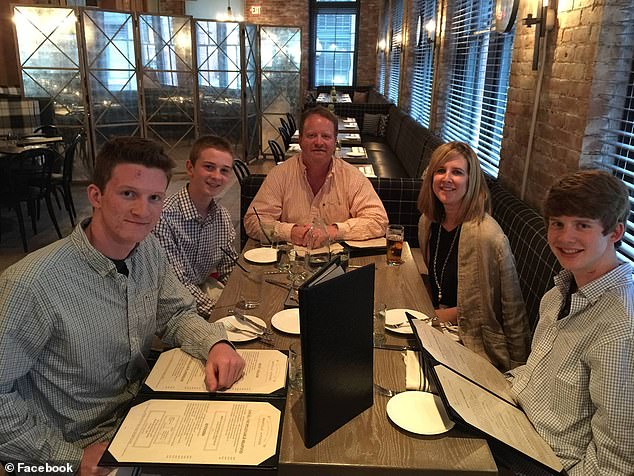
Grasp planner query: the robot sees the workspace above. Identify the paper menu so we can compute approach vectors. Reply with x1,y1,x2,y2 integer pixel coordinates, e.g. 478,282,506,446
144,348,287,395
107,399,281,466
411,319,516,405
435,366,563,473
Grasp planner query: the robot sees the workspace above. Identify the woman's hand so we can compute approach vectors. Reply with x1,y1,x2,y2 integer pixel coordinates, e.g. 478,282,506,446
435,307,458,325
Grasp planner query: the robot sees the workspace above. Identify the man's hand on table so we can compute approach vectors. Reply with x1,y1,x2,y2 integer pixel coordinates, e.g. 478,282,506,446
291,224,310,245
79,441,112,476
205,342,246,391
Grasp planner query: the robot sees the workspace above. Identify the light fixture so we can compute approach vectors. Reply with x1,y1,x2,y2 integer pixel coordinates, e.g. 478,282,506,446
425,19,436,44
523,0,556,70
226,0,233,19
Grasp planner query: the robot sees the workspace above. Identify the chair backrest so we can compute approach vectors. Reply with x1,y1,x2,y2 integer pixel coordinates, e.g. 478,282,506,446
278,126,291,149
63,132,84,183
268,139,285,164
286,112,297,133
279,117,291,136
12,147,58,196
33,124,59,137
233,159,250,184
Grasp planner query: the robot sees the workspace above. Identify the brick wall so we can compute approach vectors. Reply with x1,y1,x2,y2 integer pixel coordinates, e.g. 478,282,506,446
498,0,633,208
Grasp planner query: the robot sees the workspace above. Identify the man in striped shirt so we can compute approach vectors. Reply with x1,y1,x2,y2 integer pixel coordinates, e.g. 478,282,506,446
0,137,245,473
508,170,633,475
154,135,238,318
244,106,388,246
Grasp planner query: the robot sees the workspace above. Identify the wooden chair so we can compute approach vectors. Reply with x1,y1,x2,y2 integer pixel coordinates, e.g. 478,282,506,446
0,148,62,252
233,159,250,184
51,132,84,226
268,139,285,164
278,126,291,149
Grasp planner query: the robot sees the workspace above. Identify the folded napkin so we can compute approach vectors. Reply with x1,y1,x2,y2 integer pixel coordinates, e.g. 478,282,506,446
346,134,361,139
288,144,301,151
293,242,344,258
404,351,430,392
344,237,386,248
344,117,355,122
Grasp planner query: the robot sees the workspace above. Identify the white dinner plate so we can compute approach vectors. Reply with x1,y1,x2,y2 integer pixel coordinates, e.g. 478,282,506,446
217,315,266,342
346,151,366,157
344,124,357,128
271,308,301,335
386,391,455,435
385,309,430,335
244,247,278,264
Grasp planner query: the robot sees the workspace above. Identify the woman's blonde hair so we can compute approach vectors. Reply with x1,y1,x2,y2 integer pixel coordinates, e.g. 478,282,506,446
417,141,490,224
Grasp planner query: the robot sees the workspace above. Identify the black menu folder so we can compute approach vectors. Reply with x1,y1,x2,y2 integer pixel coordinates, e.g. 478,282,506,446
99,349,288,473
298,258,375,448
409,317,564,475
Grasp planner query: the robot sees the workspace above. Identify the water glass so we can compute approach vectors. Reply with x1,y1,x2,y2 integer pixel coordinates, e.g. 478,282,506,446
386,224,404,266
374,304,387,345
237,269,263,309
276,242,292,272
288,342,303,391
260,221,277,247
338,248,350,271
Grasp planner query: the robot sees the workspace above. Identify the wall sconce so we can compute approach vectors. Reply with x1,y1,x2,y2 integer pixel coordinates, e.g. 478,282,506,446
425,20,436,44
523,0,556,70
377,38,387,54
417,16,436,47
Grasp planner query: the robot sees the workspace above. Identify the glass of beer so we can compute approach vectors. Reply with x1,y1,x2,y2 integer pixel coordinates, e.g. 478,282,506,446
386,224,404,266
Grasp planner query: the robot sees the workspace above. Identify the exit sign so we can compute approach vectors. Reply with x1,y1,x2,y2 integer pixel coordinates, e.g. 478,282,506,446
251,5,261,14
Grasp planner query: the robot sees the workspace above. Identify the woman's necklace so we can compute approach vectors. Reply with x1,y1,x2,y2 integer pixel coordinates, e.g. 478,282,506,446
432,224,461,302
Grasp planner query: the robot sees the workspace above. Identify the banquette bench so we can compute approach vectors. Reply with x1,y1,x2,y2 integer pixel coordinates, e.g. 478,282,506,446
307,91,444,179
239,174,559,332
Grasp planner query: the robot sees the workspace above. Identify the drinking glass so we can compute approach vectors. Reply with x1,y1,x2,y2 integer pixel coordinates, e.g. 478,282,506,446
288,342,303,391
386,224,404,266
374,304,387,345
237,269,263,309
276,242,292,272
305,219,330,274
260,221,277,248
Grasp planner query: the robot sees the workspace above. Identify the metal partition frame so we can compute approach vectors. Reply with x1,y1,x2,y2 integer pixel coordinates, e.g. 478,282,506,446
259,25,302,158
81,8,141,162
14,5,301,166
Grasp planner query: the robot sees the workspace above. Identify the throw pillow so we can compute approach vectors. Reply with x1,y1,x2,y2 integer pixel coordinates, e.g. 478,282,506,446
362,113,380,135
377,114,388,137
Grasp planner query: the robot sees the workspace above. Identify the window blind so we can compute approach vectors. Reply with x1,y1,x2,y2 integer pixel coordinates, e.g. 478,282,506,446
441,0,514,177
387,0,403,104
601,55,634,263
410,0,437,127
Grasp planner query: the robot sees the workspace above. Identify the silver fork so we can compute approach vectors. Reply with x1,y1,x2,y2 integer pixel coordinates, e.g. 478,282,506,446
224,323,274,344
385,321,410,329
374,384,400,397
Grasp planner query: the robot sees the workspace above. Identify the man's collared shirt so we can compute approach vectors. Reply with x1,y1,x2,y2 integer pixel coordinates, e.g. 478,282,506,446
509,263,634,475
0,221,227,464
243,154,388,242
154,185,237,318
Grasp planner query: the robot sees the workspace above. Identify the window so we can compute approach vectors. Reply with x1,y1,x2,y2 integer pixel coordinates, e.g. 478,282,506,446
441,0,515,177
603,56,634,262
410,0,437,127
386,0,403,104
310,1,358,87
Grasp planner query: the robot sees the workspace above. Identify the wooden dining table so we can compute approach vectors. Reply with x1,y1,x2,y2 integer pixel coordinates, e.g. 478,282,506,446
202,240,498,475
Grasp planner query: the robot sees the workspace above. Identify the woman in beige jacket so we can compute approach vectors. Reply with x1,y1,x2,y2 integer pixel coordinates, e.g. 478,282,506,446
417,142,530,371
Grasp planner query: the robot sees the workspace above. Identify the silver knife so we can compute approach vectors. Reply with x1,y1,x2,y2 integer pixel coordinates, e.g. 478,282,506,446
233,309,273,335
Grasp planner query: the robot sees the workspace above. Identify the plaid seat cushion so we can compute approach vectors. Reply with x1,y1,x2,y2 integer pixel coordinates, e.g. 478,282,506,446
488,178,560,332
0,98,41,136
240,174,422,250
